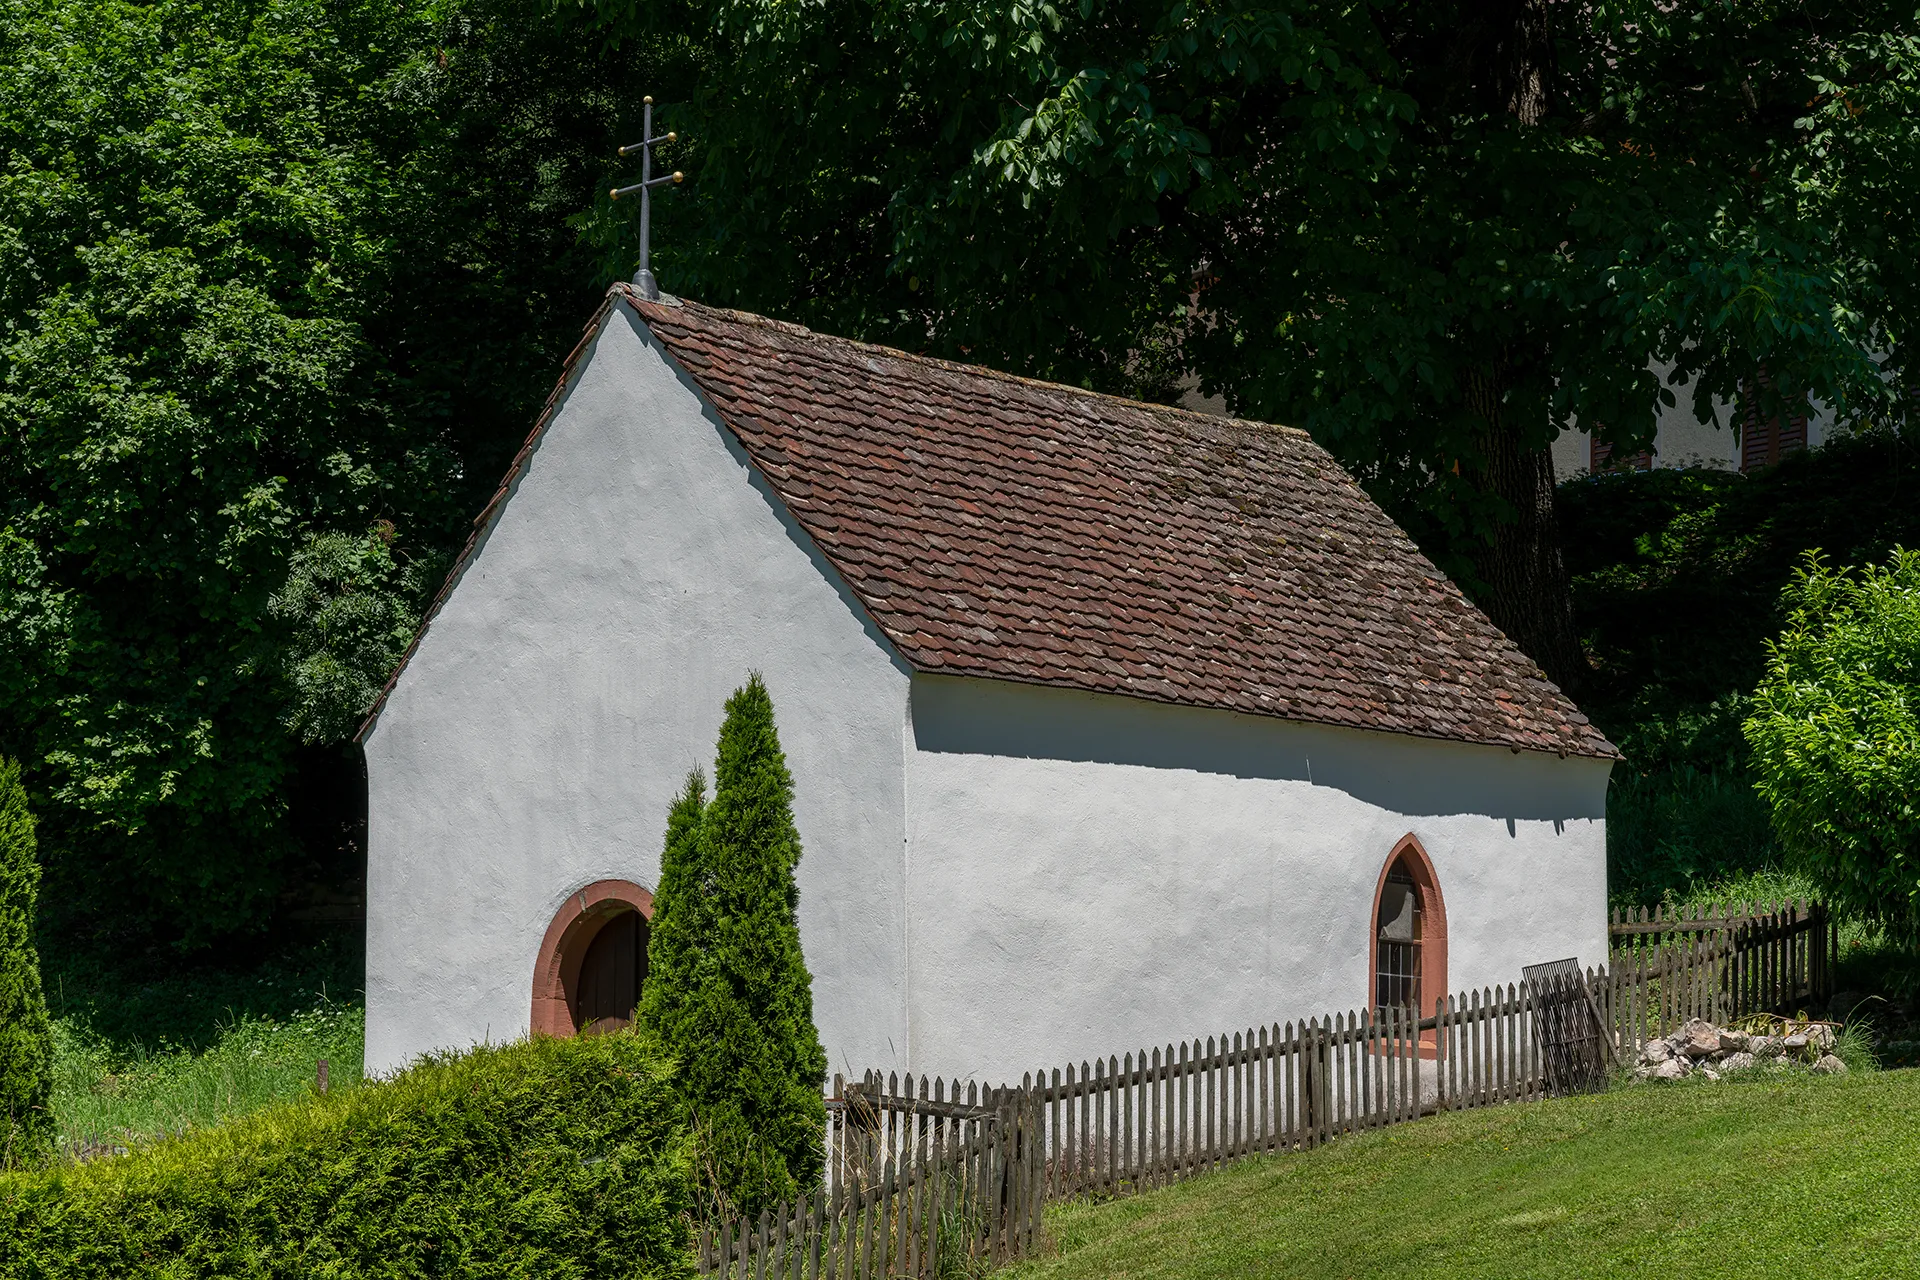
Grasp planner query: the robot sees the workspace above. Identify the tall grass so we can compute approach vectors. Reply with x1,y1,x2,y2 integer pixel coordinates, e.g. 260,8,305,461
51,1001,364,1157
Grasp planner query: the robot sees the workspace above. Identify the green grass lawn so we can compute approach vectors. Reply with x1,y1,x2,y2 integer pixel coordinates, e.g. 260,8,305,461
44,927,366,1156
52,1001,364,1155
1004,1070,1920,1280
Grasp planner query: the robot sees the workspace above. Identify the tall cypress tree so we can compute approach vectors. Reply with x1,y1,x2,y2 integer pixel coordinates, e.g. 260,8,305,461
642,676,828,1218
638,768,710,1062
0,757,53,1167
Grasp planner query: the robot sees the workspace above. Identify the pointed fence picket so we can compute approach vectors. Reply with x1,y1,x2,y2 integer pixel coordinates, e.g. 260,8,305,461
698,898,1835,1277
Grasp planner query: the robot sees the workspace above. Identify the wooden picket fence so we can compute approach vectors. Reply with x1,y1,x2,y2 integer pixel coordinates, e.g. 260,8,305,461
696,1076,1044,1280
698,900,1836,1278
1606,899,1834,1040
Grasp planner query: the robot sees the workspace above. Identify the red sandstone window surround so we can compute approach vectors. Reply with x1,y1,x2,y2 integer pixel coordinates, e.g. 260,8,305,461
1369,834,1448,1025
531,879,655,1038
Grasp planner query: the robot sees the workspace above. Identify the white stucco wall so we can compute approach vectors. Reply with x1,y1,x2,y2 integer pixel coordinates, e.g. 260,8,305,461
902,675,1611,1084
362,299,913,1076
364,296,1613,1090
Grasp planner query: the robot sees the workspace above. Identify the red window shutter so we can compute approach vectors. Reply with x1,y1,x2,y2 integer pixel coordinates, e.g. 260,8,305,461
1590,433,1651,473
1739,369,1809,472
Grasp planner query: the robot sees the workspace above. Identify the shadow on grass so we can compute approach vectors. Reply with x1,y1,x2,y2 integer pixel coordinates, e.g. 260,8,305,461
42,924,363,1056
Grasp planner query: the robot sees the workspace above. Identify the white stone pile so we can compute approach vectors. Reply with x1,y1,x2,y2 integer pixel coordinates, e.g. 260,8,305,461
1632,1017,1848,1081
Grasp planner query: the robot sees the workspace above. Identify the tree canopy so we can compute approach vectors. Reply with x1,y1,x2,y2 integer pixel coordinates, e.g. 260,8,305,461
602,0,1920,687
0,0,688,941
3,0,1918,946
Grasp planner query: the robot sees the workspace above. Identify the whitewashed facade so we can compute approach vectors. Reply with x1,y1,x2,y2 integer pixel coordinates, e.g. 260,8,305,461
361,289,1615,1082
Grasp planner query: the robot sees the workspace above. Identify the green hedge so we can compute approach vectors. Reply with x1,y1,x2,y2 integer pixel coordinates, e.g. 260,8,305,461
0,1030,694,1278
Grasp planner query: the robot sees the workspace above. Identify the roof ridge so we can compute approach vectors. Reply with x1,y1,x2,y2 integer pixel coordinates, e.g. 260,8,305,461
614,283,1313,444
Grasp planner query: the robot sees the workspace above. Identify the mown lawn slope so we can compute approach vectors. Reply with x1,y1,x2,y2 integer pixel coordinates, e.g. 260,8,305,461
1004,1071,1920,1280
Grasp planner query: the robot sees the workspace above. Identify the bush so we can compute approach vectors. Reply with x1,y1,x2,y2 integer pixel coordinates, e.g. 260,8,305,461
0,1031,694,1278
0,758,52,1167
1744,550,1920,946
641,675,827,1219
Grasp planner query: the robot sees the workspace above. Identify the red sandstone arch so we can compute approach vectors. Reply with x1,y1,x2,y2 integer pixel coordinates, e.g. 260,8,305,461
531,879,655,1038
1367,833,1448,1027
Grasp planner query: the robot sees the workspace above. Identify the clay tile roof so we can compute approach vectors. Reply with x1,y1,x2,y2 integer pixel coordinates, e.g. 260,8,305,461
634,289,1617,760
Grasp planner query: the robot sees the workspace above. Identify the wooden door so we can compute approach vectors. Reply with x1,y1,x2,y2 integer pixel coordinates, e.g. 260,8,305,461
575,909,648,1034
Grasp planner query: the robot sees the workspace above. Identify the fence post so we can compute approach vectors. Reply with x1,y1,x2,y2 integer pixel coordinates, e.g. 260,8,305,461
1813,900,1831,1006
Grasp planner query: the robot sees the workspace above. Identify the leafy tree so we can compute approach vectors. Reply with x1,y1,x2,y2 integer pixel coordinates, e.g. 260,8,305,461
591,0,1919,689
641,678,827,1218
0,0,689,943
0,756,53,1167
1744,551,1920,944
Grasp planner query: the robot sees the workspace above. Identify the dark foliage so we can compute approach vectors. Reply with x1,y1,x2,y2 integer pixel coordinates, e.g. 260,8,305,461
1560,431,1920,903
0,0,694,947
0,759,51,1167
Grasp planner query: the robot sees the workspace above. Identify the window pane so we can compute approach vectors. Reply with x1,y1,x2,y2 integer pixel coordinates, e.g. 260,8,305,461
1378,881,1416,941
1376,939,1421,1010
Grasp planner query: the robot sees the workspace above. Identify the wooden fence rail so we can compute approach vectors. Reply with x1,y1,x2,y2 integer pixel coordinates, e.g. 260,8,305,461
1606,898,1834,1036
697,1077,1043,1280
699,899,1835,1277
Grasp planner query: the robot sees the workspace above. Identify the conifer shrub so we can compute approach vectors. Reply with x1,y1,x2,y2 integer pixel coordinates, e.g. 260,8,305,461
0,758,52,1168
0,1030,693,1278
639,769,712,1096
641,675,828,1218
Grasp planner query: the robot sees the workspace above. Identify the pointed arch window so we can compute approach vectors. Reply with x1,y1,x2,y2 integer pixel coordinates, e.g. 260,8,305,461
1375,862,1423,1011
1369,836,1448,1020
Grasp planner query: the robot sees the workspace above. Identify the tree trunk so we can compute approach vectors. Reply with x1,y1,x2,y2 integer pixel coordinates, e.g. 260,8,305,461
1464,367,1586,693
1457,0,1586,694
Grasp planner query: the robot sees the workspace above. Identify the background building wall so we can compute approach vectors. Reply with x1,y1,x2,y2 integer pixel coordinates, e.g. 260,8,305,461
362,301,913,1077
902,675,1612,1084
1552,365,1834,478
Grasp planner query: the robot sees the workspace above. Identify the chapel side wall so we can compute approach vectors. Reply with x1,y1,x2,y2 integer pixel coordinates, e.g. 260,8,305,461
902,675,1610,1084
362,301,911,1077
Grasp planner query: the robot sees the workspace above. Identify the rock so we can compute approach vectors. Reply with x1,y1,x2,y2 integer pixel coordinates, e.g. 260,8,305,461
1721,1052,1757,1072
1682,1022,1722,1058
1718,1030,1750,1054
1651,1058,1689,1080
1812,1054,1849,1076
1749,1035,1784,1059
1699,1066,1722,1081
1807,1025,1836,1052
1783,1034,1810,1055
1641,1039,1674,1065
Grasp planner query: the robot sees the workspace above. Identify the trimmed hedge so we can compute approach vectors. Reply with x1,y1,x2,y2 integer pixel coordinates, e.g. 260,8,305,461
0,1030,694,1278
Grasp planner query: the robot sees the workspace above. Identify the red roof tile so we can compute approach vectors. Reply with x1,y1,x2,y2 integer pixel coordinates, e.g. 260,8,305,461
636,290,1615,760
361,285,1615,759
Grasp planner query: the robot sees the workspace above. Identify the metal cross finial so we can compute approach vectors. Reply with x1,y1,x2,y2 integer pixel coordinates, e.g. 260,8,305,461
610,96,684,300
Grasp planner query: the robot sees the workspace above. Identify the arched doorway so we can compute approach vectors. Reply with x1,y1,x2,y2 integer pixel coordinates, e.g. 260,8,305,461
1369,835,1447,1020
531,879,655,1038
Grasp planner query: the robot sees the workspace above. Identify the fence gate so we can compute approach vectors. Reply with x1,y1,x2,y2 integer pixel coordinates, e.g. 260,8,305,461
1522,958,1611,1095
